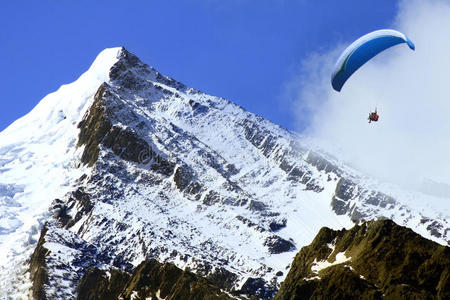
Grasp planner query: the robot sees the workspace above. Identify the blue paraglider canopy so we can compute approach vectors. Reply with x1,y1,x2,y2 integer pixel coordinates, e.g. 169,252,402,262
331,29,415,92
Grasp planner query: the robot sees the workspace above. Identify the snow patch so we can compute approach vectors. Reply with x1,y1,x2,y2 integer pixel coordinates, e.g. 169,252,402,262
311,252,351,273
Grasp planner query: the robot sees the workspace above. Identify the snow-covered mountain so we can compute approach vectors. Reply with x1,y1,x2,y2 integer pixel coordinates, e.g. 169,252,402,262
0,47,448,299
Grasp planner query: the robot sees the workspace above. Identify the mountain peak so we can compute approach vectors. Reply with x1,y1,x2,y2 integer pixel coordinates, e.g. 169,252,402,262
88,46,124,77
0,47,124,141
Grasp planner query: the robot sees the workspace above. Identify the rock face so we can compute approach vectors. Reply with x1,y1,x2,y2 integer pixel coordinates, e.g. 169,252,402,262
76,267,131,300
76,259,233,300
275,219,450,300
1,47,448,298
29,226,49,300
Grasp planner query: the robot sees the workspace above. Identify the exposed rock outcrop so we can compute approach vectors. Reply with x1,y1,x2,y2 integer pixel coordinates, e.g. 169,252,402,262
29,225,50,300
275,219,450,300
76,259,233,300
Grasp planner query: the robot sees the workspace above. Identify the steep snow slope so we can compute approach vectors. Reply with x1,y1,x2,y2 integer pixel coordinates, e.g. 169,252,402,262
0,48,121,298
0,47,448,299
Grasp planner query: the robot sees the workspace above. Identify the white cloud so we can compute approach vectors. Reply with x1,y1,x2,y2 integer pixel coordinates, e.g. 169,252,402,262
291,0,450,191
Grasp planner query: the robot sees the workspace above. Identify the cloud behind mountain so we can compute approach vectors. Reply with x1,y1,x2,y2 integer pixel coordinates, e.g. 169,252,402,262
290,0,450,192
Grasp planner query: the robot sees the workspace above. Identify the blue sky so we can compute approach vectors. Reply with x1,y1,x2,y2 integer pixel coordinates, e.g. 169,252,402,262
0,1,397,132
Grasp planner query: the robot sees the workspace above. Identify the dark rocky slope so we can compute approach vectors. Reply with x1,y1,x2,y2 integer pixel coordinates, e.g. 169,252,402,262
275,219,449,300
76,259,233,300
29,226,50,300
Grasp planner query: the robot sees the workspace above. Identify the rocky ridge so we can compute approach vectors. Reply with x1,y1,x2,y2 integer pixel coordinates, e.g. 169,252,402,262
275,219,449,300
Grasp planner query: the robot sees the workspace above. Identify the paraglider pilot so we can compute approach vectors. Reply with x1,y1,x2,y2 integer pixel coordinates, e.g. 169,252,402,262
368,109,379,123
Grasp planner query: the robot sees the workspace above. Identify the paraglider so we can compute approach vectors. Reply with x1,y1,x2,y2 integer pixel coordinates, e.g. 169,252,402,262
331,29,415,92
331,29,415,123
